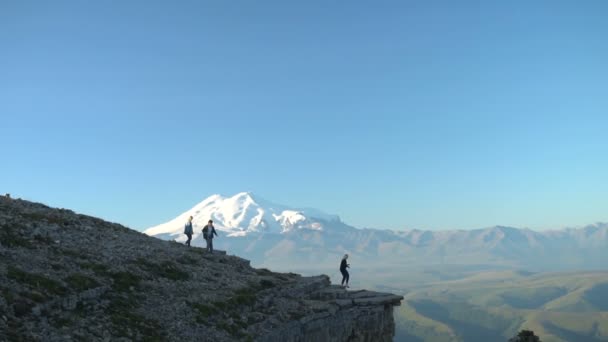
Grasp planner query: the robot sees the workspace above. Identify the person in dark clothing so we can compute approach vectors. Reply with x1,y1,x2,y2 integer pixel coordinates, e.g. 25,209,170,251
340,254,350,288
184,216,194,247
202,220,218,253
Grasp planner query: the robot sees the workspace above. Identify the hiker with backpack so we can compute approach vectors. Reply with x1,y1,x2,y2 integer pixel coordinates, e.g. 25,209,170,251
340,254,350,288
202,220,218,253
184,216,194,247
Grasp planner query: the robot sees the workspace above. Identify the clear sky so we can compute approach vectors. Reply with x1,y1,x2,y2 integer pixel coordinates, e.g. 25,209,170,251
1,1,607,231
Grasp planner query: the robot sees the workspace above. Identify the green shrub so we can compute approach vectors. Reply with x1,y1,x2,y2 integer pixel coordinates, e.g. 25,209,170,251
110,271,141,292
229,287,257,307
218,321,249,338
106,295,165,341
60,248,87,259
79,262,109,275
65,273,99,291
7,266,67,296
180,255,199,265
0,224,33,249
188,301,218,318
213,301,228,310
1,287,15,304
19,212,70,226
259,279,275,289
32,234,54,244
51,316,72,328
20,290,46,303
255,268,274,276
135,258,190,281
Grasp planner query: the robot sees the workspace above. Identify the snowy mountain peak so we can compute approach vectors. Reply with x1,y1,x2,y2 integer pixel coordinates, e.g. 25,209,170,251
144,192,340,239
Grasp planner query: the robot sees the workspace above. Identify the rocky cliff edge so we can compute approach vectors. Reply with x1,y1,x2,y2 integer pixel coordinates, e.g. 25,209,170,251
0,196,402,341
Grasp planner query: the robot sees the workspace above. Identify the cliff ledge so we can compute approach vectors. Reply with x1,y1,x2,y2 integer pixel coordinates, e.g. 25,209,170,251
0,196,402,341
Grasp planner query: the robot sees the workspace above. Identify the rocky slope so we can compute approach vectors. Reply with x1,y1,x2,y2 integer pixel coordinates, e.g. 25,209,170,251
0,196,402,341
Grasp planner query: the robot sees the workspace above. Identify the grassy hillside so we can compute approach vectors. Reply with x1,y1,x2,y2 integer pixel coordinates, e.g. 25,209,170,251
390,269,608,341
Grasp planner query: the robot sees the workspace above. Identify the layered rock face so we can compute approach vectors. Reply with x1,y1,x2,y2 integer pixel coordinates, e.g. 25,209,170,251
0,196,402,341
262,282,402,342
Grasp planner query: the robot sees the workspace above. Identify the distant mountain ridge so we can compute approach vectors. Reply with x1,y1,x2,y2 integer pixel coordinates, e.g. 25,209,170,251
145,192,608,271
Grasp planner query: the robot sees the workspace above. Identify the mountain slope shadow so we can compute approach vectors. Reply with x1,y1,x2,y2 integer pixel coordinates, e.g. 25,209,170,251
583,282,608,311
543,321,601,342
500,286,568,309
409,299,505,342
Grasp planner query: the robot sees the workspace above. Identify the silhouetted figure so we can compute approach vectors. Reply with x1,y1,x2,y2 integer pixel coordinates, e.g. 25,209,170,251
340,254,350,288
202,220,218,253
184,216,193,247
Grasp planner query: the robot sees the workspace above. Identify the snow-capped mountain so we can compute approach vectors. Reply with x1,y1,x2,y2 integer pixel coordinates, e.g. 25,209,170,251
144,192,340,239
145,192,608,273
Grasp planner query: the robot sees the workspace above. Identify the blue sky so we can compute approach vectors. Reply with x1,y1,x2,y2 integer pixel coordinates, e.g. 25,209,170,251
1,1,607,231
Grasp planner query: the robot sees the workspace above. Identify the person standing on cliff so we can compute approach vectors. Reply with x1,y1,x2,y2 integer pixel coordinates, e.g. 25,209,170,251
340,254,350,288
184,216,194,247
202,219,218,253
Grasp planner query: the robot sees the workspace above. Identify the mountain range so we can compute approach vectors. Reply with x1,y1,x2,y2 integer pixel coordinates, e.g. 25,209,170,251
145,192,608,273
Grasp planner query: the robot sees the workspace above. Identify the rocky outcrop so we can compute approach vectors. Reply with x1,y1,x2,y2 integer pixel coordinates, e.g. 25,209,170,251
0,196,402,341
261,283,402,342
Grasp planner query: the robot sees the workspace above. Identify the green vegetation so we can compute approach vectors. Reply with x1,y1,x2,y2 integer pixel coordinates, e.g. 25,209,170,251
259,279,275,289
51,316,73,329
189,285,258,319
32,234,54,244
180,254,199,265
105,294,165,341
0,223,33,248
187,247,208,257
109,271,141,292
394,301,456,342
50,263,64,271
187,284,263,336
288,311,306,320
65,273,100,291
79,262,109,275
59,248,87,259
7,266,67,296
188,301,219,323
392,269,608,342
228,287,257,307
1,286,15,305
213,300,228,311
19,290,46,303
255,268,274,276
135,258,190,281
217,320,250,338
74,302,88,317
19,211,71,226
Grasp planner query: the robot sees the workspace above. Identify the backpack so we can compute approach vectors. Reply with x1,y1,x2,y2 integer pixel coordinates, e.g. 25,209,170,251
202,226,209,239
